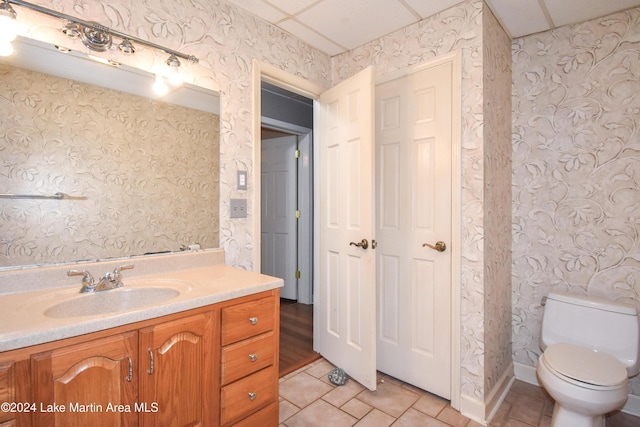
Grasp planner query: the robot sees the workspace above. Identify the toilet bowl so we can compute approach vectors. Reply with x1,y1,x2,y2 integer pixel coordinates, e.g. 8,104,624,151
537,343,629,427
537,292,639,427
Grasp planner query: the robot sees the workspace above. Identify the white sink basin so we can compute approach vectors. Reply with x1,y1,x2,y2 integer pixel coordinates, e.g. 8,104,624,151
44,282,186,318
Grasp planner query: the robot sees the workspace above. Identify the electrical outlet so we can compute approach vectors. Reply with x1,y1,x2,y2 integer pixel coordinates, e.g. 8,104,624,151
230,198,247,218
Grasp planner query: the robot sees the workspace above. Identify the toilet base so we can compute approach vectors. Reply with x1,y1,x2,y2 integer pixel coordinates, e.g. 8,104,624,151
551,404,604,427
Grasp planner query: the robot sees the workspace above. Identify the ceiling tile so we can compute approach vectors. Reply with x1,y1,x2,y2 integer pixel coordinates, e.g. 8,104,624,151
485,0,551,38
403,0,464,19
264,0,319,15
225,0,287,22
296,0,416,50
544,0,640,27
278,18,346,56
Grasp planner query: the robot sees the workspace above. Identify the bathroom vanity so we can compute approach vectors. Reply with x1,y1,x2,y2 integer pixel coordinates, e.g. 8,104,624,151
0,250,282,427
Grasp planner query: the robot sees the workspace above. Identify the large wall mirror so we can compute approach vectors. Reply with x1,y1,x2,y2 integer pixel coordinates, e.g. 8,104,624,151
0,36,220,270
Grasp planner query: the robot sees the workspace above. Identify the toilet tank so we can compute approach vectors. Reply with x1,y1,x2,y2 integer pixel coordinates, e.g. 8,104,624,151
540,292,640,376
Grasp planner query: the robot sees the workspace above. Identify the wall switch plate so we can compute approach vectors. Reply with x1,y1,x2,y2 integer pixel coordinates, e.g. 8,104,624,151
237,171,247,190
230,198,247,218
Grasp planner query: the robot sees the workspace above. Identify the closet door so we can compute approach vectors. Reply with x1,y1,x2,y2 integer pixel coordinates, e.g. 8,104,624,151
316,66,377,391
375,59,454,399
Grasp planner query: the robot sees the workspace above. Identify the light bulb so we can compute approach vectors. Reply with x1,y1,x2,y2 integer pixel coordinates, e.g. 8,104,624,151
0,14,18,43
0,40,13,56
153,75,168,96
165,54,183,86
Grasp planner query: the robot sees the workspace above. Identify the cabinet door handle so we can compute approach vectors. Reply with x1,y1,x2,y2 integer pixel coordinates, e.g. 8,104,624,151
249,353,257,362
126,356,133,382
249,317,258,325
248,392,257,401
147,349,154,375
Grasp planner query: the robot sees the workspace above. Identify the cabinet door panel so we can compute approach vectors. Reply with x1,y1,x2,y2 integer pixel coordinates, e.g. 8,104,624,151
139,312,215,427
0,362,15,425
31,332,138,427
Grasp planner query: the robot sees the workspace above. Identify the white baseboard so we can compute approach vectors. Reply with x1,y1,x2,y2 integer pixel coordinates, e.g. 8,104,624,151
513,362,640,417
459,363,515,426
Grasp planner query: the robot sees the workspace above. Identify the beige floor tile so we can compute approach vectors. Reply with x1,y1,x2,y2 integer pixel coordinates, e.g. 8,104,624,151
392,408,450,426
284,399,357,427
305,358,336,378
279,371,334,408
509,394,545,425
356,380,419,418
342,398,373,419
279,399,300,424
437,406,471,427
412,392,448,417
323,379,366,407
353,408,395,426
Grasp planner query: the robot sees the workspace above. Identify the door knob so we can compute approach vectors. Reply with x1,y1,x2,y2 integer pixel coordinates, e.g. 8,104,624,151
349,239,369,250
423,241,446,252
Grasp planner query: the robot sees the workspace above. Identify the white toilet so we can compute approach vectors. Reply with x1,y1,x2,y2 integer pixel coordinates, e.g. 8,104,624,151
537,292,640,427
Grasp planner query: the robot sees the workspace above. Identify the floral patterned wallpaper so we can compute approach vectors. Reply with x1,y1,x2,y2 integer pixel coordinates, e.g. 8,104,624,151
0,64,219,267
512,8,640,395
9,0,518,413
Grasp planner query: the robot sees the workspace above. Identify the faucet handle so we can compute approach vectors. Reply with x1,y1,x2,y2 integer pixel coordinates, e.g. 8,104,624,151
68,269,96,292
109,264,134,287
114,264,134,274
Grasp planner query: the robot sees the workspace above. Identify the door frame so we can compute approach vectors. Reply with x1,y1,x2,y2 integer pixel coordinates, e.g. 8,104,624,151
251,54,462,409
261,117,314,304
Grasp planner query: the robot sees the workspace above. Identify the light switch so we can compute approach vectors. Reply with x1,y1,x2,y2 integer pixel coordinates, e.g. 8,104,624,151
237,171,247,190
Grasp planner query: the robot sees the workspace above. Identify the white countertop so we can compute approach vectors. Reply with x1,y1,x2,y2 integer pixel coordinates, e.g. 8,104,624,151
0,251,283,352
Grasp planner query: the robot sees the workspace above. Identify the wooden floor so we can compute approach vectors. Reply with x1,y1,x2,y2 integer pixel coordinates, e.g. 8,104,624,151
279,299,321,377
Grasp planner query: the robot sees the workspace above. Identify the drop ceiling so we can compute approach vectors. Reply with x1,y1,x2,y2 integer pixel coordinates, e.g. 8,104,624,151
225,0,640,56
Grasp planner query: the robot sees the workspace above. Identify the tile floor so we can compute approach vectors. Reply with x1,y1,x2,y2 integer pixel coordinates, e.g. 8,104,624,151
278,358,640,426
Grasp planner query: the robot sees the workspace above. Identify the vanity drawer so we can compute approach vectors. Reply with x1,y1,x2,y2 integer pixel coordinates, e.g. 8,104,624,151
221,296,276,345
220,366,277,425
221,332,275,385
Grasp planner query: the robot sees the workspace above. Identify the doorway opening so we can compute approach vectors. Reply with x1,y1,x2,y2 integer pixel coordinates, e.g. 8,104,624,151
260,82,320,376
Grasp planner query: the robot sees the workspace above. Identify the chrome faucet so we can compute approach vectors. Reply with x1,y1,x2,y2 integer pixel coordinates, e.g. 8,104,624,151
68,264,134,293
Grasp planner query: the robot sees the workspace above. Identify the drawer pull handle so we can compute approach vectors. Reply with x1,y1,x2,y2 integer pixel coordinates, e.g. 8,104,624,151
249,353,257,362
249,316,258,325
248,392,257,401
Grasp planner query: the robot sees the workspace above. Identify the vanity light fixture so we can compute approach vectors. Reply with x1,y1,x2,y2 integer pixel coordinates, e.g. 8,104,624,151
0,0,18,56
3,0,199,73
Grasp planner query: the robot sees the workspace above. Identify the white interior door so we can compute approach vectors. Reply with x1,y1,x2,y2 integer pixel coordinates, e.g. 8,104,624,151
375,61,453,398
315,66,377,391
261,135,298,300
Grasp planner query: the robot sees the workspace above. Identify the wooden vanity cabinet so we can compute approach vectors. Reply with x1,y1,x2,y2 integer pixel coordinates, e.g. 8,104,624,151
30,332,138,427
139,312,215,427
0,289,279,427
219,295,279,427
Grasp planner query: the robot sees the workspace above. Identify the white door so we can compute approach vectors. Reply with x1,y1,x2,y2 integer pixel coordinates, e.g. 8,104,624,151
316,67,377,391
375,62,453,398
261,135,298,300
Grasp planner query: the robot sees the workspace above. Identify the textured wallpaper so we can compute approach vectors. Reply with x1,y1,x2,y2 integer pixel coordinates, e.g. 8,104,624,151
0,64,219,267
512,8,640,395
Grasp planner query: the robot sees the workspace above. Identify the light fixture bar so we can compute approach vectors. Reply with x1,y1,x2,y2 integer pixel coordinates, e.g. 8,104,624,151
7,0,198,63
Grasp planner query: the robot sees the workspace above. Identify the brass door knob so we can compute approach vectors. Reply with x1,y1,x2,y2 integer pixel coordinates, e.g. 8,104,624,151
423,241,446,252
349,239,369,250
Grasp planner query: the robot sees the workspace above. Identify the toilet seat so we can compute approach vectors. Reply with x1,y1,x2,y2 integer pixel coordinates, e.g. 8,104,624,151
542,343,627,390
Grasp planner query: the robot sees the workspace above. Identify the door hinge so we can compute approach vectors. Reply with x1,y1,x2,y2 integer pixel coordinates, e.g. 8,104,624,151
295,210,301,219
295,270,301,279
295,149,301,158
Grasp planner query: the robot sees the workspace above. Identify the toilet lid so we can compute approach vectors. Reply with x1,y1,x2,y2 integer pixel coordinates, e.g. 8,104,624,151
544,343,627,386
